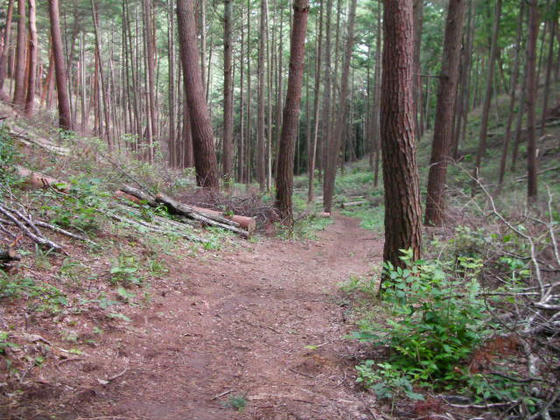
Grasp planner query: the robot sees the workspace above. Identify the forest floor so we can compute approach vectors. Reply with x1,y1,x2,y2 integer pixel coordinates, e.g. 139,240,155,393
5,215,384,419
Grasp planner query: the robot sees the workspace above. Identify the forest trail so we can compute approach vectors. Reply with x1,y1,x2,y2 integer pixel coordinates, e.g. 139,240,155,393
41,215,382,419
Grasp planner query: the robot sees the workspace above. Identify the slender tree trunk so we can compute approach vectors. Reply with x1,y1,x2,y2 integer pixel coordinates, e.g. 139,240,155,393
91,0,111,146
48,0,73,130
381,0,422,271
238,15,245,182
223,0,234,181
168,0,176,166
498,1,525,187
12,0,26,107
373,3,382,188
307,0,323,203
176,0,219,189
526,0,539,201
472,0,502,187
275,0,310,223
540,6,557,135
0,0,14,99
323,0,358,213
256,0,267,191
413,0,423,141
319,0,333,176
23,0,37,116
424,0,467,226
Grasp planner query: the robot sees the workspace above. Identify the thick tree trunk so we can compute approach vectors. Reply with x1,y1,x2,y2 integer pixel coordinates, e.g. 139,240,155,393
223,0,234,181
274,0,310,223
424,0,467,226
176,0,219,189
23,0,37,116
12,0,26,107
0,0,14,99
381,0,423,271
48,0,73,130
323,0,358,213
526,0,539,201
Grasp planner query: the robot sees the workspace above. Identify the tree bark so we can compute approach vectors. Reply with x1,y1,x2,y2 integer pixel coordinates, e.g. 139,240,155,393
380,0,423,271
176,0,219,189
223,0,234,181
274,0,310,223
526,0,539,201
256,0,267,191
472,0,502,187
48,0,73,130
0,0,14,99
424,0,467,226
12,0,26,107
540,5,557,135
323,0,358,213
498,1,525,187
412,0,423,141
23,0,37,116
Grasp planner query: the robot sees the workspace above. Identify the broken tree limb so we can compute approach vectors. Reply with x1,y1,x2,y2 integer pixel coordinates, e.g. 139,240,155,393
119,185,157,205
155,193,249,238
15,166,69,192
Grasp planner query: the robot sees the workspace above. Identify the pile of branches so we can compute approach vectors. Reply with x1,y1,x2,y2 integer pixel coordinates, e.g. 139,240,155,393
0,186,95,263
447,181,560,419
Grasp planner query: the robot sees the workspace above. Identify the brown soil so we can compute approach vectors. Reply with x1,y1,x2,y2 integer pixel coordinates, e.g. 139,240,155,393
2,215,383,419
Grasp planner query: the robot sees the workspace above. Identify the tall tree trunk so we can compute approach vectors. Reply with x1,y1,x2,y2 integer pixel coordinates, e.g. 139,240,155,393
319,0,333,177
498,1,525,187
275,0,310,223
526,0,539,201
472,0,502,187
0,0,14,99
307,0,323,203
256,0,267,191
540,5,557,135
168,0,176,166
381,0,422,271
12,0,26,107
223,0,234,181
143,0,157,161
48,0,73,130
373,3,382,188
238,14,245,182
23,0,37,116
91,0,111,146
412,0,423,141
323,0,358,213
176,0,219,189
424,0,467,226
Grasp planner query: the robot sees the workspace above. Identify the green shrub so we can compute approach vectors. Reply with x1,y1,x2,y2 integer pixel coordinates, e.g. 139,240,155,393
353,249,494,394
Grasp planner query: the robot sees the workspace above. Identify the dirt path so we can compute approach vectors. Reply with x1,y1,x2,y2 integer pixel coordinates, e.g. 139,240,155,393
18,215,383,419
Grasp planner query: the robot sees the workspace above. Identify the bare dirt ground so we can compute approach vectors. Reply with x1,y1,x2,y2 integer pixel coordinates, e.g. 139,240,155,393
3,215,383,419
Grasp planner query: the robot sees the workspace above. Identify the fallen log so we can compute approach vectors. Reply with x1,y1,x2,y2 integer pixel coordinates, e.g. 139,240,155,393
190,205,256,235
155,193,250,238
15,166,69,193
